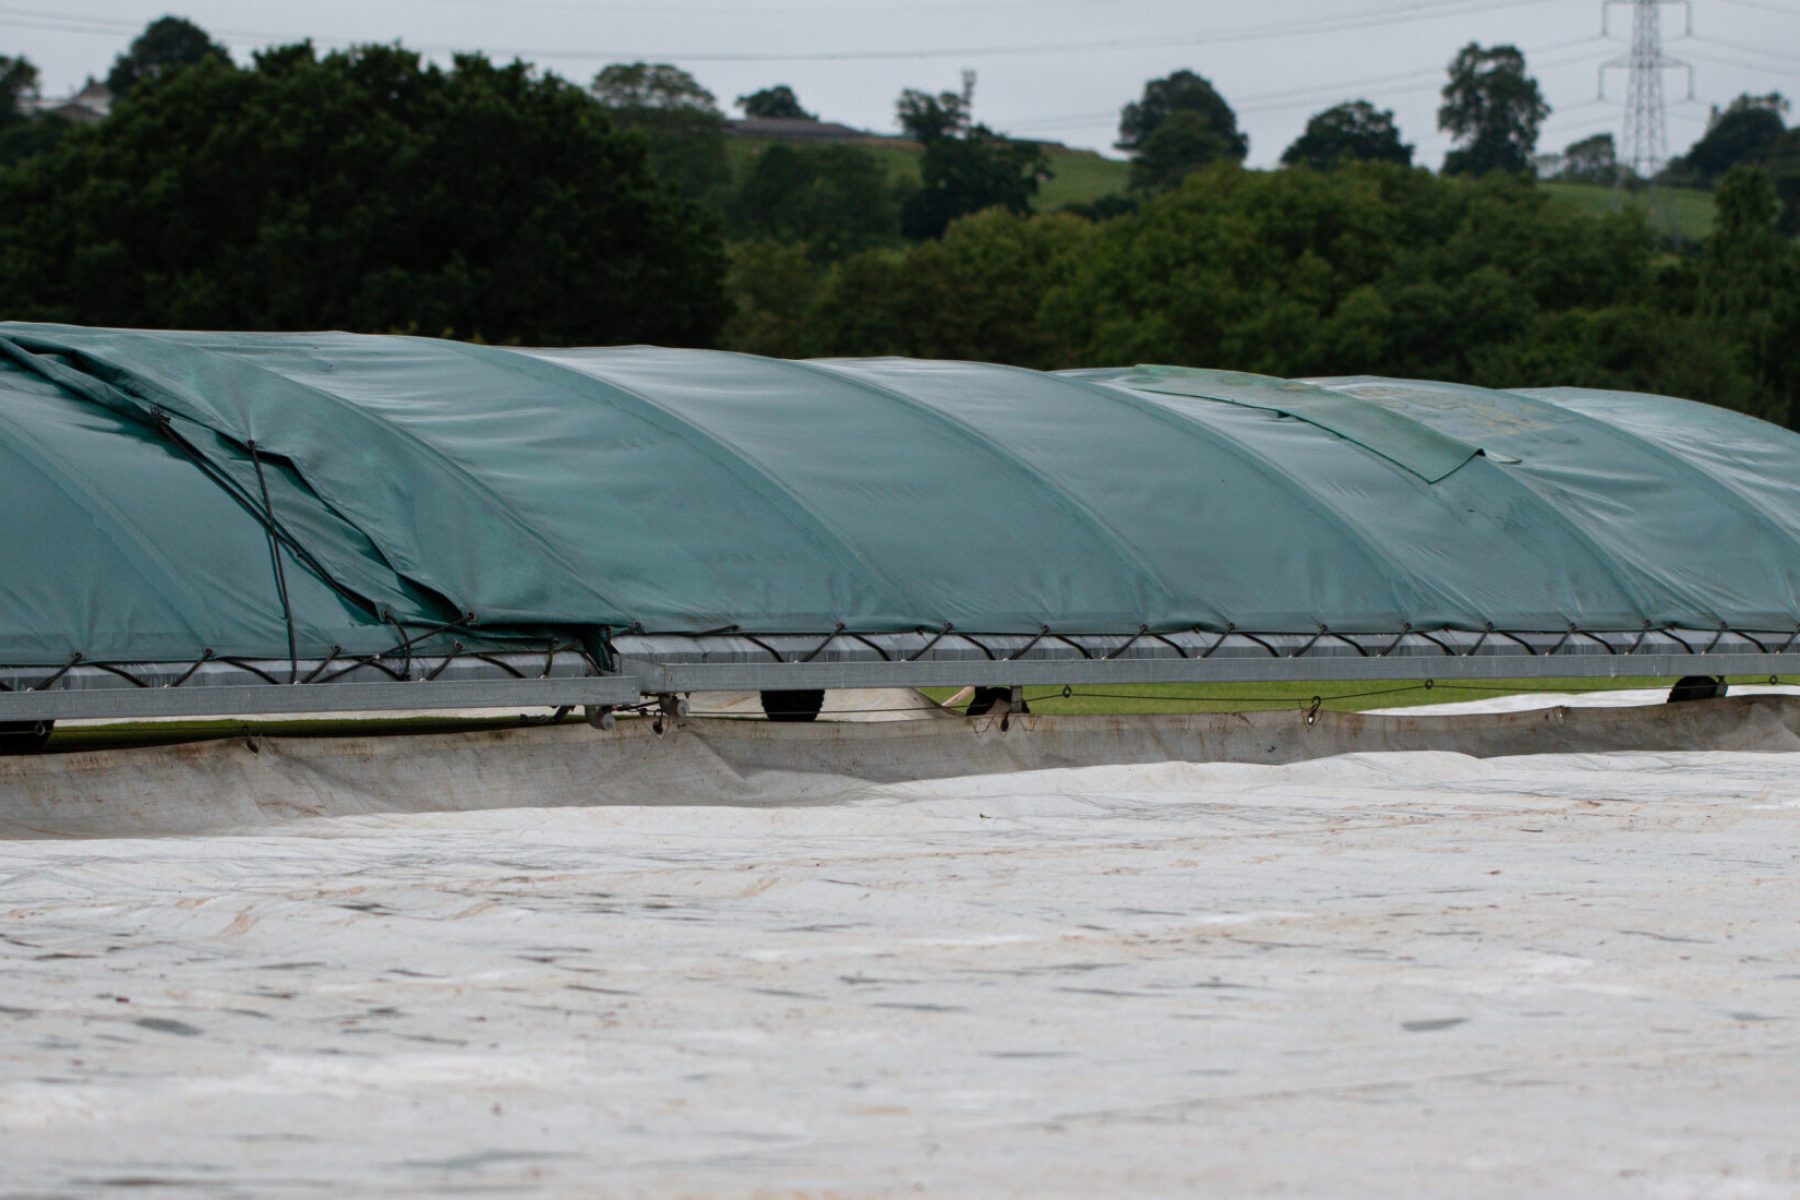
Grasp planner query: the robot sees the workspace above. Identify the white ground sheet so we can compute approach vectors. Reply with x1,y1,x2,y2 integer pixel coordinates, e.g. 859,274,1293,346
1369,684,1800,717
4,708,1800,1196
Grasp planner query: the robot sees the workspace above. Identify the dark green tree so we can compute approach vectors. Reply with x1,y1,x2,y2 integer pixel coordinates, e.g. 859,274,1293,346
721,239,826,358
1035,164,1664,382
902,127,1047,240
1130,110,1242,192
1672,93,1787,185
1769,127,1800,236
1116,70,1246,158
0,56,70,170
0,45,728,344
1557,132,1619,185
1438,44,1548,177
1281,101,1413,172
1059,192,1140,222
736,85,813,120
798,209,1089,365
1470,306,1764,415
894,88,1045,240
591,62,729,200
1,54,38,120
1700,166,1800,424
105,16,229,97
728,143,899,261
1117,70,1245,190
592,61,715,110
896,88,968,141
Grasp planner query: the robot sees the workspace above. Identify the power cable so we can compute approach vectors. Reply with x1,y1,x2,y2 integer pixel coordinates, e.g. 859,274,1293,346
1679,46,1800,75
0,0,1558,65
1715,0,1800,15
1680,33,1800,66
398,0,1218,17
1415,101,1706,147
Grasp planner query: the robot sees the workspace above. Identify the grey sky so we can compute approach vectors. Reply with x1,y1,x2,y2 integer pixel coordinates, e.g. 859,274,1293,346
7,0,1797,167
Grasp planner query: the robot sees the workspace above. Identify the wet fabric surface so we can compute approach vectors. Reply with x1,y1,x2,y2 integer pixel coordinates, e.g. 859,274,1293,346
10,324,1800,658
3,745,1799,1197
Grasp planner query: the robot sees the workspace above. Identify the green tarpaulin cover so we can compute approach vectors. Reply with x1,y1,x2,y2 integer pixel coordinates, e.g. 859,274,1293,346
2,322,1797,666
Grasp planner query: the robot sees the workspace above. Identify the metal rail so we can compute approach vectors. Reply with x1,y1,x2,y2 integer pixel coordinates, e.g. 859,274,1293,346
0,628,1795,722
0,677,642,723
628,652,1800,694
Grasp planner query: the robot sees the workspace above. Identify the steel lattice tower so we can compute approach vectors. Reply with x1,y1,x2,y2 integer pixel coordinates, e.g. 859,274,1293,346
1602,0,1692,188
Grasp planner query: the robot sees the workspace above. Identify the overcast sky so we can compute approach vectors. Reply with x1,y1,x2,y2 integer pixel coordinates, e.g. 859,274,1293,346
8,0,1797,167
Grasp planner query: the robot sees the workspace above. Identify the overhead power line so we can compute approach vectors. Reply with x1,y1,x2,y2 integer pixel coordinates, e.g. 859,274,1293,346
399,0,1208,17
1417,102,1704,146
1680,46,1800,74
1715,0,1800,15
0,0,1558,64
1682,33,1800,65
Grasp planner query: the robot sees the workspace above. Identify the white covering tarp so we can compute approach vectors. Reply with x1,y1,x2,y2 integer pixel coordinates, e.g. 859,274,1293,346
2,699,1799,1196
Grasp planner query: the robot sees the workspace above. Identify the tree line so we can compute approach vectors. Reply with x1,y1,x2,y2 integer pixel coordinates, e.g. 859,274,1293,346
0,17,1794,427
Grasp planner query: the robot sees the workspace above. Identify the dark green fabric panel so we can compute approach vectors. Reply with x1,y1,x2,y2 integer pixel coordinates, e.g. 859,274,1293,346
1519,387,1800,554
0,327,610,625
1311,378,1800,630
2,322,1797,663
1071,373,1655,630
531,348,1177,632
0,357,413,664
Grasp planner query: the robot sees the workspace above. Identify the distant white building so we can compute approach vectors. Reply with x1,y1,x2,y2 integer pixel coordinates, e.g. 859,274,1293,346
29,79,111,124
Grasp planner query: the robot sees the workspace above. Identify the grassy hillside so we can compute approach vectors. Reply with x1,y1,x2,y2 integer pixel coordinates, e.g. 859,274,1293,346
725,135,1131,212
1037,146,1133,210
1539,180,1716,242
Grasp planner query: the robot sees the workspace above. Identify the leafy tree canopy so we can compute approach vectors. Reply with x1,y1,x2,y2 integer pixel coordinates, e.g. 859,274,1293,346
1280,100,1413,172
590,61,728,199
1558,132,1618,185
591,61,719,113
0,45,728,345
1769,127,1800,236
737,84,813,120
728,143,898,261
1703,166,1800,423
892,87,1045,240
896,89,968,141
105,15,229,97
1130,109,1243,192
1725,92,1791,119
1,54,39,122
1438,43,1548,177
0,55,70,170
903,126,1047,240
1674,93,1787,185
1116,69,1246,160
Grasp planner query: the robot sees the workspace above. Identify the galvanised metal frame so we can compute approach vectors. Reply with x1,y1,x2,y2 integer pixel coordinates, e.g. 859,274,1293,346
2,628,1796,722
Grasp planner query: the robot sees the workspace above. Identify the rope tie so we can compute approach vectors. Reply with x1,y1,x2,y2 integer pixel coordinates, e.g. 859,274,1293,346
167,648,215,689
1006,625,1051,663
906,623,955,663
246,440,300,684
800,622,847,664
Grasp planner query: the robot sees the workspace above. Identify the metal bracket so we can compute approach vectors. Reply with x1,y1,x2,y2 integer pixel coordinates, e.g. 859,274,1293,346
651,693,690,737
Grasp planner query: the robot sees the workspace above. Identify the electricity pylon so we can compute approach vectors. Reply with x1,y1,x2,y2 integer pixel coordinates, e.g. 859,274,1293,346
1601,0,1694,225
